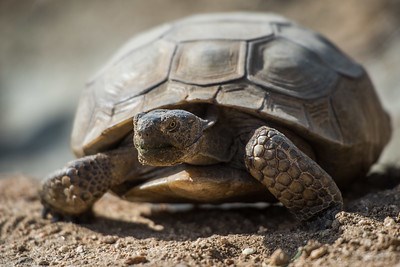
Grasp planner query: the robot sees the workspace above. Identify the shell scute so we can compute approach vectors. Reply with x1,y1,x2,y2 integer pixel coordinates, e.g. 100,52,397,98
216,84,266,111
275,23,363,78
100,39,176,102
171,41,246,85
247,38,338,99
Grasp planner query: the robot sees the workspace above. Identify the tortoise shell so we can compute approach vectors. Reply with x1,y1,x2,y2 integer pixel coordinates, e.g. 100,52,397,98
71,13,390,185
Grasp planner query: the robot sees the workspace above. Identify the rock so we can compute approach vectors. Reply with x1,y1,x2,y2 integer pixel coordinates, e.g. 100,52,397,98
102,236,118,244
152,224,164,231
384,216,396,227
309,246,328,260
242,247,256,255
303,240,322,256
75,245,84,253
269,248,289,266
124,255,148,265
58,245,69,253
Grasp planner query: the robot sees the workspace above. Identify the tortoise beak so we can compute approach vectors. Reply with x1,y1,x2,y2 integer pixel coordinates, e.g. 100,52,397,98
133,111,172,150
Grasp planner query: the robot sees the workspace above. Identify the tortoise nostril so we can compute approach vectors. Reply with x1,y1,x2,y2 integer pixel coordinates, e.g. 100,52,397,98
136,112,145,119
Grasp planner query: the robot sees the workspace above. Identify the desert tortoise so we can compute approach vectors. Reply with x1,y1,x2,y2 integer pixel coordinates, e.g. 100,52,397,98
40,13,391,222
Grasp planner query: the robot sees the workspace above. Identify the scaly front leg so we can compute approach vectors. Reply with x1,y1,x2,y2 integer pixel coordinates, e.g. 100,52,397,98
40,148,138,221
245,126,343,221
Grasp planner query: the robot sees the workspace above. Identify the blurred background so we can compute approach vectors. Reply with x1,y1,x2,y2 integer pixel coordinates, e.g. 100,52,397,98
1,0,400,178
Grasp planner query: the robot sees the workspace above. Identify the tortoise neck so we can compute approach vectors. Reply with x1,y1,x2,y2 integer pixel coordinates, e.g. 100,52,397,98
183,119,236,165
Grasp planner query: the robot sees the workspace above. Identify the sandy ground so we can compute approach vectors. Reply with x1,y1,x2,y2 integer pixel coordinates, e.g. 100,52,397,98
0,174,399,266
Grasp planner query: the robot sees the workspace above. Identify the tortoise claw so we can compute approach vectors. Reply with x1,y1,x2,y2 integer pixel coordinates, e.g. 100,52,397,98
41,201,94,224
41,206,50,219
302,204,342,231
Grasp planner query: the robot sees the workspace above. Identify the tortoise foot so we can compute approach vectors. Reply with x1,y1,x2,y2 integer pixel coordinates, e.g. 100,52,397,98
245,126,343,221
39,155,113,218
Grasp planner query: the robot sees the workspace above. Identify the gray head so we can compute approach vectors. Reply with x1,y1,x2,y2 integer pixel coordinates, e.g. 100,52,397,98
133,109,214,166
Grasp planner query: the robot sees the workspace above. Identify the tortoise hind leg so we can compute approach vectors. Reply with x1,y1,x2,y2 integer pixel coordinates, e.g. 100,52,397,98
40,147,140,221
244,126,343,222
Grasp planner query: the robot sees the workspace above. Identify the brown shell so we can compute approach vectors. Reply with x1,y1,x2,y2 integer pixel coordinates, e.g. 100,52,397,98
71,13,390,184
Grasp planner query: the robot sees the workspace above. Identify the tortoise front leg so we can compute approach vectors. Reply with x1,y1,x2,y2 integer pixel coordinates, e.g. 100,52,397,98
245,126,343,221
40,147,141,221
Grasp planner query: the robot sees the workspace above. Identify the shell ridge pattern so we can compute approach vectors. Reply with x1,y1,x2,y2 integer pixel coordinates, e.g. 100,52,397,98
113,35,179,107
80,89,97,142
112,39,178,105
328,97,345,145
100,39,176,113
304,97,343,144
84,107,113,146
247,35,338,99
273,22,363,78
87,23,173,86
258,91,271,112
170,39,247,86
274,34,337,74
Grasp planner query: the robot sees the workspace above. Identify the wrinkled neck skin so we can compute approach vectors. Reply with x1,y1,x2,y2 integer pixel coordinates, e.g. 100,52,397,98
182,117,237,166
182,108,266,169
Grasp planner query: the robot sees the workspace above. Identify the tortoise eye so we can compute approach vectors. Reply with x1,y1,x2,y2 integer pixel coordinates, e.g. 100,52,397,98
166,120,179,132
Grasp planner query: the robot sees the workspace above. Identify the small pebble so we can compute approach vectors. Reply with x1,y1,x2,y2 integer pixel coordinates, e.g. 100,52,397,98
76,245,84,253
38,260,50,266
309,246,328,260
124,256,148,265
58,245,69,253
220,238,230,245
357,219,368,226
152,224,164,231
384,216,396,226
114,242,123,249
102,236,118,244
335,237,345,245
242,247,256,255
269,248,289,266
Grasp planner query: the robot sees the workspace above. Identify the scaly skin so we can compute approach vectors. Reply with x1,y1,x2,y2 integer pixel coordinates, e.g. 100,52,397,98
40,148,139,220
245,126,343,221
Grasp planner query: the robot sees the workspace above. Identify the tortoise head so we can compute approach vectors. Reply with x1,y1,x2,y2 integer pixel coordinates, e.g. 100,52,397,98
133,109,215,166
